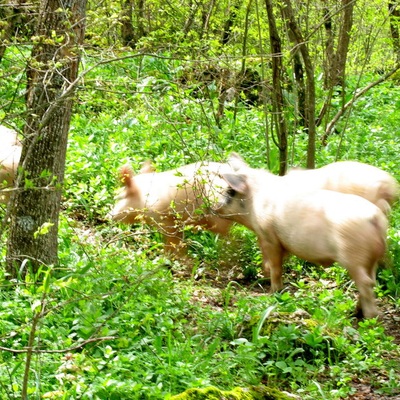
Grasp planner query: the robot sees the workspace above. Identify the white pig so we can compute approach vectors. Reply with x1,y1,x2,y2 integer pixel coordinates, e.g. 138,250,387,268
0,126,21,204
108,160,233,256
284,160,399,214
213,155,388,319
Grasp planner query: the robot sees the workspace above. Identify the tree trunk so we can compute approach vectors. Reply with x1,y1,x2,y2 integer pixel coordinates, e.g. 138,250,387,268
323,0,354,89
121,0,135,47
183,0,200,35
0,2,13,62
322,3,334,89
200,0,216,39
334,0,354,88
281,0,316,169
221,2,239,45
318,0,354,130
136,0,146,40
265,0,288,175
389,0,400,62
281,5,306,128
6,0,87,278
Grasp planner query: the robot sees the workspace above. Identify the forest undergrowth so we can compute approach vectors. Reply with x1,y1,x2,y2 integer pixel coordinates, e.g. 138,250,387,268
1,53,400,399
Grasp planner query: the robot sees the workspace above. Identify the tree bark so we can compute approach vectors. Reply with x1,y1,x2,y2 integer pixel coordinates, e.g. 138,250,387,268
281,4,306,128
322,3,334,89
265,0,288,175
281,0,316,169
136,0,146,40
200,0,216,39
322,63,400,143
221,2,239,45
121,0,135,47
6,0,87,278
0,2,13,62
334,0,354,88
389,0,400,62
323,0,354,89
183,0,200,35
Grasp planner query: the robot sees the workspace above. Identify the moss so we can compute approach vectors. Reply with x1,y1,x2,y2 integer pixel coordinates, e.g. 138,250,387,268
169,385,297,400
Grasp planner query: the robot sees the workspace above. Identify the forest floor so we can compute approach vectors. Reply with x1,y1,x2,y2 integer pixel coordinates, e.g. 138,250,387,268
173,258,400,400
347,304,400,400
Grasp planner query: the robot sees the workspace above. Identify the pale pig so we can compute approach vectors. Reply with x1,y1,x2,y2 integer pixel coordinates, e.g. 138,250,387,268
0,126,21,204
108,161,233,256
285,160,398,214
213,154,388,319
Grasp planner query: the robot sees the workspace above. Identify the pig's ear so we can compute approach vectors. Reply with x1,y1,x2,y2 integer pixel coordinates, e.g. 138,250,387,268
119,165,136,190
228,152,248,171
222,173,248,194
139,160,155,174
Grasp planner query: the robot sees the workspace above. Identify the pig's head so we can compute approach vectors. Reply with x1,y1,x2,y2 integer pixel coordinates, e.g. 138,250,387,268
107,162,155,224
212,152,277,229
212,167,251,225
210,152,254,219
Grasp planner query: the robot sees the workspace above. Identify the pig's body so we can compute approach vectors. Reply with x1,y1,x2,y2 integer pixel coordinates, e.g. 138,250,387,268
0,126,21,204
285,161,399,214
108,161,233,255
214,155,388,319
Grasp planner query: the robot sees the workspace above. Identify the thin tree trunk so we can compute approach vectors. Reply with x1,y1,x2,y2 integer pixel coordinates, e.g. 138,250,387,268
293,52,306,127
0,2,13,62
136,0,146,39
121,0,135,47
221,2,239,45
322,3,334,89
200,0,216,39
265,0,287,175
322,63,400,143
318,1,354,129
281,4,306,128
334,0,354,88
231,0,252,122
389,0,400,62
322,0,354,89
183,0,200,35
6,0,87,278
281,0,316,169
0,0,34,62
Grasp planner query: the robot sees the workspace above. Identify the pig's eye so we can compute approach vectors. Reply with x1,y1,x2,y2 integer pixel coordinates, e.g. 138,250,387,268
226,188,236,197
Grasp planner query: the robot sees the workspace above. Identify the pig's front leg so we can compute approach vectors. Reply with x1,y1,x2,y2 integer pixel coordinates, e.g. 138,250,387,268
258,236,284,292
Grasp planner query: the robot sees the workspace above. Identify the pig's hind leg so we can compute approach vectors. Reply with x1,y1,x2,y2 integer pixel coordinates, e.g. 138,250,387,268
345,260,379,319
